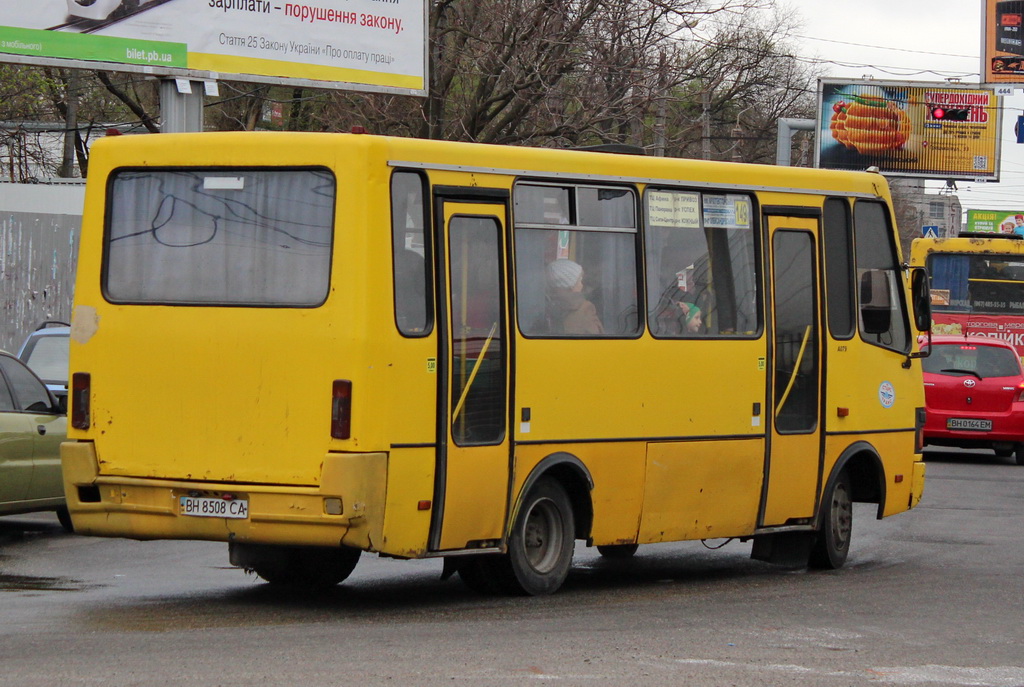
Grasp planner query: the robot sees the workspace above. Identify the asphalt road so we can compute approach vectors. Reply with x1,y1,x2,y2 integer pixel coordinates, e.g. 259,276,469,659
1,448,1022,687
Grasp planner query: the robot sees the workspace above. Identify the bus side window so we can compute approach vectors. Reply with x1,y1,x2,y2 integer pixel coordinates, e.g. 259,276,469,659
823,198,855,339
391,171,431,336
853,200,909,352
644,189,759,338
514,183,639,338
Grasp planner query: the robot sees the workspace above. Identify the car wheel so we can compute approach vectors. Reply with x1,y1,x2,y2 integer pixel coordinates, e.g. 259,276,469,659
809,468,853,569
596,544,638,559
1015,444,1024,466
56,506,74,533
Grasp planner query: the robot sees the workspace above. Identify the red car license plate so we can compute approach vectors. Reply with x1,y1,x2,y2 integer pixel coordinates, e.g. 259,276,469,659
946,418,992,431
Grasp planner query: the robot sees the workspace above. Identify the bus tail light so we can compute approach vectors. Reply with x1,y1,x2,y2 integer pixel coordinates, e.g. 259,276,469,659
914,407,926,453
331,379,352,439
71,372,91,430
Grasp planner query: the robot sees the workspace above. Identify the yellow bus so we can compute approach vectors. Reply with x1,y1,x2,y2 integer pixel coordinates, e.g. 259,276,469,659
911,233,1024,358
62,132,931,595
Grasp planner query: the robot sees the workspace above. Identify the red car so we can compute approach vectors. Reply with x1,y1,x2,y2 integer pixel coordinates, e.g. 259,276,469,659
922,335,1024,465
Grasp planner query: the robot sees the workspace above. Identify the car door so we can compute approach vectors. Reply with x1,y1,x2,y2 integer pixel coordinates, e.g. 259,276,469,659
0,355,65,503
0,357,35,506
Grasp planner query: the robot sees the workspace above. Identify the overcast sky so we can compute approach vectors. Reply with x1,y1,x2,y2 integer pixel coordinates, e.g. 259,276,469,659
780,0,1024,214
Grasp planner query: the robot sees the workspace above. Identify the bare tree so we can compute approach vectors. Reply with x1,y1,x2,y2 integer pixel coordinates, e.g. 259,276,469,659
654,6,816,162
1,0,818,177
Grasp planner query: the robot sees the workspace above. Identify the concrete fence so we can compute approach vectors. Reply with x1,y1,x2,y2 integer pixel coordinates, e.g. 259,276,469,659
0,182,84,353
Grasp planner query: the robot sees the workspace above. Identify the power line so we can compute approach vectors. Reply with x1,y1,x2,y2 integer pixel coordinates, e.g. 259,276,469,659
792,33,978,61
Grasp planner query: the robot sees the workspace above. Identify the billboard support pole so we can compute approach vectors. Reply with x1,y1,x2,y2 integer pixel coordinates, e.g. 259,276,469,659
776,118,815,166
159,79,204,133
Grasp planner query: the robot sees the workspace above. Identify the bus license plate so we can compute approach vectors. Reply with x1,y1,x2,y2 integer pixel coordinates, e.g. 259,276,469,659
179,496,249,519
946,418,992,431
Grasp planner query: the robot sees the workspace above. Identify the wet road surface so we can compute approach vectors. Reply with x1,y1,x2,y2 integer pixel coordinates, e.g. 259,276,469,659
1,449,1022,686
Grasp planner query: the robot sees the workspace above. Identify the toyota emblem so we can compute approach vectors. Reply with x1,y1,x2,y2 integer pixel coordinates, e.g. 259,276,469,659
963,378,977,388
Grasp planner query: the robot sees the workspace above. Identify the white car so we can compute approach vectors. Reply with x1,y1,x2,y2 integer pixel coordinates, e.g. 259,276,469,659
17,322,70,403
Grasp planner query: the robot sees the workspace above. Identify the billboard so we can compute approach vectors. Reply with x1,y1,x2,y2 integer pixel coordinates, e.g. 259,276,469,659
983,0,1024,84
816,80,1001,181
0,0,427,95
965,208,1024,234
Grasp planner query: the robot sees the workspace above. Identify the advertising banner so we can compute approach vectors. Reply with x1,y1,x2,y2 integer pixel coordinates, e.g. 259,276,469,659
816,80,1000,181
0,0,427,95
932,312,1024,357
983,0,1024,84
966,208,1024,234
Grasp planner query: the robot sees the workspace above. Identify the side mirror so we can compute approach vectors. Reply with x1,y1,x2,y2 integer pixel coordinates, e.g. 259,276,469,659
57,393,68,415
910,267,932,332
860,269,892,334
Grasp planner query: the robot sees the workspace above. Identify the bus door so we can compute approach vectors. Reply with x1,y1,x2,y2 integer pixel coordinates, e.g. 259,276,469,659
430,196,512,552
761,214,822,527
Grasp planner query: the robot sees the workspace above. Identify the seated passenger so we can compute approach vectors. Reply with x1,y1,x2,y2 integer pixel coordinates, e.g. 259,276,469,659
654,287,703,335
546,259,603,336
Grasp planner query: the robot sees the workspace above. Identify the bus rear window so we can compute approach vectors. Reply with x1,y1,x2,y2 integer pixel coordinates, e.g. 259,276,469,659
927,252,1024,314
105,169,335,306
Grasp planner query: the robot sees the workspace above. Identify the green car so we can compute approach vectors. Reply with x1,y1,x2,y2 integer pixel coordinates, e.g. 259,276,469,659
0,350,71,530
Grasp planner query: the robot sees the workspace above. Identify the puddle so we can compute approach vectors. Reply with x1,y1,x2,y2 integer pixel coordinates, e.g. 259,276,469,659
0,572,96,592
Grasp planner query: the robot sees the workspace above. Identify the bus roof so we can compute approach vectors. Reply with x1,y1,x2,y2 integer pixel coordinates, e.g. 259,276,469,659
911,234,1024,263
90,131,891,200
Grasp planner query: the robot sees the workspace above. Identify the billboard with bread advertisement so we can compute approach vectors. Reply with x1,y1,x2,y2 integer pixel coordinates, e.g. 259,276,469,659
983,0,1024,84
0,0,427,95
816,80,1001,181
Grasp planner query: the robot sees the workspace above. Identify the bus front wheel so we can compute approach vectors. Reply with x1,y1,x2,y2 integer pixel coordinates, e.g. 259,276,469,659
809,469,852,569
230,543,361,588
506,477,575,595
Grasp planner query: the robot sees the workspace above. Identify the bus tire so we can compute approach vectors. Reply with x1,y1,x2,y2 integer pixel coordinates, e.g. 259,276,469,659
457,555,511,595
505,477,575,595
596,544,638,559
231,543,361,588
809,468,853,569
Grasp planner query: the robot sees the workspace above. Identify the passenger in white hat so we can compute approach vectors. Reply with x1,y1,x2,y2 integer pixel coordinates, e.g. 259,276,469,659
545,259,603,335
547,259,584,290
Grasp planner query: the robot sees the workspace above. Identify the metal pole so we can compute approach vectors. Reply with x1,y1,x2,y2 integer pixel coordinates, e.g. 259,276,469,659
776,118,816,166
159,79,205,133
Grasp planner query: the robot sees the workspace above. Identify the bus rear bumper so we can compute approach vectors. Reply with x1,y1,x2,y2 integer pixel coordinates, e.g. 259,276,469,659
909,459,926,510
60,441,387,551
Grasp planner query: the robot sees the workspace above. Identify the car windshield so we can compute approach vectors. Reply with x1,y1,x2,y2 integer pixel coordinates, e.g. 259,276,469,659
23,334,70,383
922,342,1022,378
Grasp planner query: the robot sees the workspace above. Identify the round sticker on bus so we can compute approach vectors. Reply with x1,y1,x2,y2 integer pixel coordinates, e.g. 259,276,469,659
879,381,895,408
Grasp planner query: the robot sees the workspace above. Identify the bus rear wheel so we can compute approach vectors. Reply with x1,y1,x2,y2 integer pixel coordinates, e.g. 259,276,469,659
809,469,852,569
505,477,575,595
596,544,638,559
230,543,361,588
